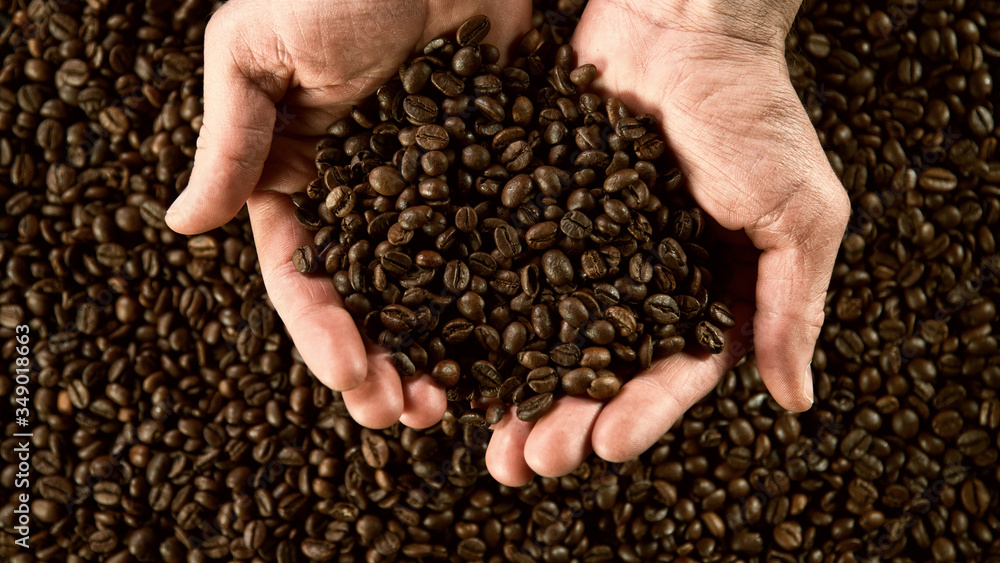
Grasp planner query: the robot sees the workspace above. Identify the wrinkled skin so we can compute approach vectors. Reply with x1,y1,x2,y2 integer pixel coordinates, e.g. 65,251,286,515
167,0,850,486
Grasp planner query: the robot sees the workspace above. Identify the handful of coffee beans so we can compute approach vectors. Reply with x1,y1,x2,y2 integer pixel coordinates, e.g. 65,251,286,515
292,15,733,425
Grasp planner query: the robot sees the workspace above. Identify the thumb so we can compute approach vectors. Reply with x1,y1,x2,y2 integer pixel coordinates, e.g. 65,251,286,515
166,1,287,235
747,166,849,412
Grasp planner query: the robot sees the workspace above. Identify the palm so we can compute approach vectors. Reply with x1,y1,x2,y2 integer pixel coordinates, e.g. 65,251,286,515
168,0,532,430
485,1,848,484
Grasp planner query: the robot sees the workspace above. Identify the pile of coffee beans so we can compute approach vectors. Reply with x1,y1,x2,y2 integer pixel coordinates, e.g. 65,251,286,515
292,15,733,424
0,0,998,561
785,0,1000,560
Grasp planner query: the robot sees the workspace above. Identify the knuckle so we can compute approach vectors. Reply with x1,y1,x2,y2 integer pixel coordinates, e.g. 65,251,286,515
830,186,852,228
204,2,239,43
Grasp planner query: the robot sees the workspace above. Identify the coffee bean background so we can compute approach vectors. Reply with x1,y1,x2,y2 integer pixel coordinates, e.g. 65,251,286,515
0,0,998,562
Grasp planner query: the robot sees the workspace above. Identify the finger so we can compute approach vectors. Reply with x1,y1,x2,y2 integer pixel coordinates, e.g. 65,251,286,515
399,374,447,430
523,395,602,477
746,171,849,412
246,191,368,390
486,409,535,487
342,345,404,429
166,1,288,234
255,135,319,195
592,304,754,463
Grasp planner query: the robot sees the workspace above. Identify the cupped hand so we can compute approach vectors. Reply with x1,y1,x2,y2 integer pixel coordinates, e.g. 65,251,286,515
165,0,532,430
487,0,851,485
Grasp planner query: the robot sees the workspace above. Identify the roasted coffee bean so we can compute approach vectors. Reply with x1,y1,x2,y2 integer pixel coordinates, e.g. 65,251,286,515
369,166,406,196
494,224,522,258
560,210,593,239
403,94,439,123
695,321,725,354
431,359,461,387
301,539,338,560
587,374,621,400
293,246,318,274
452,46,483,77
527,367,558,393
471,360,502,387
501,139,532,171
644,294,680,324
415,124,450,150
89,529,118,554
542,249,574,287
516,392,554,422
956,429,990,456
550,343,581,366
454,205,478,232
526,221,559,249
361,431,390,468
442,260,471,294
380,305,417,333
558,297,590,327
561,367,597,395
485,401,506,425
960,478,990,516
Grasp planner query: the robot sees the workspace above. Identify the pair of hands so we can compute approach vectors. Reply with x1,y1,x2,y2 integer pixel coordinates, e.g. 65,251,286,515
165,0,850,486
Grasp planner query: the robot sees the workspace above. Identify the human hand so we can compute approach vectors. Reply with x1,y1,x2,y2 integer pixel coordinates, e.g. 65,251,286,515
165,0,532,430
486,0,851,485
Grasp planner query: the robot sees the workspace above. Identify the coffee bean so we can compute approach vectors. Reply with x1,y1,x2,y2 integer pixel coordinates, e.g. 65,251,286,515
471,360,502,387
605,306,637,337
501,139,532,171
431,70,465,97
369,166,406,196
559,210,592,239
494,224,522,258
558,297,589,327
587,374,621,400
454,205,478,232
919,167,958,192
960,478,990,516
538,249,575,288
401,60,432,94
485,401,506,425
502,321,528,354
527,367,558,393
549,343,581,366
361,431,389,468
570,64,597,87
695,321,725,354
516,392,554,422
90,529,119,554
452,46,483,77
301,539,338,560
292,246,318,274
957,429,990,456
415,124,450,151
561,367,597,395
643,294,680,324
380,304,417,333
706,302,736,328
442,260,471,294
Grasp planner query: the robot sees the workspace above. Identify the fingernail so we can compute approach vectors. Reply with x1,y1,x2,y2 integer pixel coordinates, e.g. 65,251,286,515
803,363,814,406
166,188,190,216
